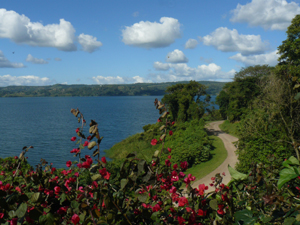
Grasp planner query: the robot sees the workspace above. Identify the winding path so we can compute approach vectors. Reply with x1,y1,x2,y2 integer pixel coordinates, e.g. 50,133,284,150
191,121,239,191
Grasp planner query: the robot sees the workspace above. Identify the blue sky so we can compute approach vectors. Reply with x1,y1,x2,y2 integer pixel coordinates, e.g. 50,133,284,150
0,0,299,86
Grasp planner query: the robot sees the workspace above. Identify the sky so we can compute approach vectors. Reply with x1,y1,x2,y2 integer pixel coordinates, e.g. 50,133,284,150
0,0,299,87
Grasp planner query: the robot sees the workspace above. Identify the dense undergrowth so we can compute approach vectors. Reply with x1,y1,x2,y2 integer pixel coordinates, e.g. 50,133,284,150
106,119,213,168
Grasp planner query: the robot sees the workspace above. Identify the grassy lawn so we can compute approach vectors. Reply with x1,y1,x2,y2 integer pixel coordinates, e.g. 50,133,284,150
185,135,227,180
219,120,240,138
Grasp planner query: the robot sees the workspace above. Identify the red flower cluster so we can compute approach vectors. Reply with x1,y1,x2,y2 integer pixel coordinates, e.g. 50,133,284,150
99,168,110,180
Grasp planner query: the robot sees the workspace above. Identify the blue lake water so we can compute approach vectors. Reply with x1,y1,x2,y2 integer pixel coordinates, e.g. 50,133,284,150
0,96,217,168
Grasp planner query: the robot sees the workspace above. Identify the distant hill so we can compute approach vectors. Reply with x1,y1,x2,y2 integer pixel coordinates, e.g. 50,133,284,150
0,81,227,97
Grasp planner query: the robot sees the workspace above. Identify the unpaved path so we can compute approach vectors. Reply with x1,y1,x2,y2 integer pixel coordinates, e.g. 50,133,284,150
191,121,238,191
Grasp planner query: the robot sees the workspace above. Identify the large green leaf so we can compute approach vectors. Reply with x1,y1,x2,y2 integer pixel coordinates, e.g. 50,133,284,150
137,193,148,202
30,192,42,203
16,202,27,218
228,165,248,181
294,92,300,100
234,209,257,225
120,179,128,190
278,167,298,189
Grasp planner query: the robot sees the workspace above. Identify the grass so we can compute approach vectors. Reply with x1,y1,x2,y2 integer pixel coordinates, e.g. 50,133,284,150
185,135,227,180
219,120,240,138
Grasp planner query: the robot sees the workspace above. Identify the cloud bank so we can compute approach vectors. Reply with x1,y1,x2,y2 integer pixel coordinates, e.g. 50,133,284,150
0,8,102,52
185,39,198,49
230,51,279,66
0,74,53,86
122,17,181,48
166,49,188,63
0,51,25,68
200,27,269,55
26,54,48,64
230,0,300,30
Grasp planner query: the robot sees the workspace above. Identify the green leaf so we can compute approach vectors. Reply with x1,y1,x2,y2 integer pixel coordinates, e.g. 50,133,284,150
120,179,128,190
138,193,148,202
60,193,66,204
16,202,27,218
71,200,80,209
138,160,146,177
31,192,41,203
288,156,299,165
278,167,298,189
39,213,55,225
284,217,296,225
209,199,218,210
295,92,300,100
228,165,248,181
8,210,16,218
234,209,257,225
91,174,102,181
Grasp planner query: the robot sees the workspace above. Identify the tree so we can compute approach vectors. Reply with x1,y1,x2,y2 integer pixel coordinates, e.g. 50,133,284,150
162,81,209,122
216,65,273,121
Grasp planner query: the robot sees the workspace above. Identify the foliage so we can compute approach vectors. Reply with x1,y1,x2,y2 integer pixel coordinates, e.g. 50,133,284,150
2,104,300,224
106,116,213,168
218,120,240,138
162,81,210,122
0,81,226,97
216,65,274,121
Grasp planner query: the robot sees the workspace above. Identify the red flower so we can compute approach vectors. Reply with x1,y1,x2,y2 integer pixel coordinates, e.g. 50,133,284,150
169,130,173,135
173,164,178,169
75,128,80,133
83,141,89,147
172,121,175,125
66,161,72,168
198,184,208,195
101,157,107,164
99,168,111,180
151,139,158,146
217,204,225,215
198,209,206,216
71,214,80,225
167,155,171,159
0,213,4,219
10,218,18,225
222,172,226,176
168,148,172,153
178,196,188,207
180,161,188,170
54,186,61,195
157,119,161,122
165,159,171,167
152,204,161,212
87,135,91,140
71,137,76,141
177,216,186,225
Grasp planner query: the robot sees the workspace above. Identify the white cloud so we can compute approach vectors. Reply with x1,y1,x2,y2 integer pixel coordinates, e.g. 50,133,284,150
166,49,188,63
78,34,103,53
153,61,171,71
0,9,102,52
185,39,198,49
0,50,25,68
26,54,48,64
54,57,61,61
151,62,235,82
122,17,181,48
0,74,52,86
230,50,279,66
230,0,300,30
92,75,150,84
199,27,269,55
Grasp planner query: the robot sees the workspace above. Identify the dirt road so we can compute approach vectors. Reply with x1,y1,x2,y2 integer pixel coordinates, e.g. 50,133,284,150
191,121,239,191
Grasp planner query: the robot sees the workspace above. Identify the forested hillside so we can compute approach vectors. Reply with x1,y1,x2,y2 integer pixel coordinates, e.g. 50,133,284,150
0,81,226,97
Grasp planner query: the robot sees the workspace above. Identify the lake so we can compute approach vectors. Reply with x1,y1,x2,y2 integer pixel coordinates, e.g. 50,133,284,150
0,96,217,168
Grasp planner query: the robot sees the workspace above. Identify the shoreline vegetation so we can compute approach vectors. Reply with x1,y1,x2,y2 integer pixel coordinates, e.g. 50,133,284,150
0,81,226,97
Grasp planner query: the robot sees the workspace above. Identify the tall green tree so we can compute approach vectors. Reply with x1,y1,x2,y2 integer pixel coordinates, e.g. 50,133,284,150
162,81,209,122
216,65,273,121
